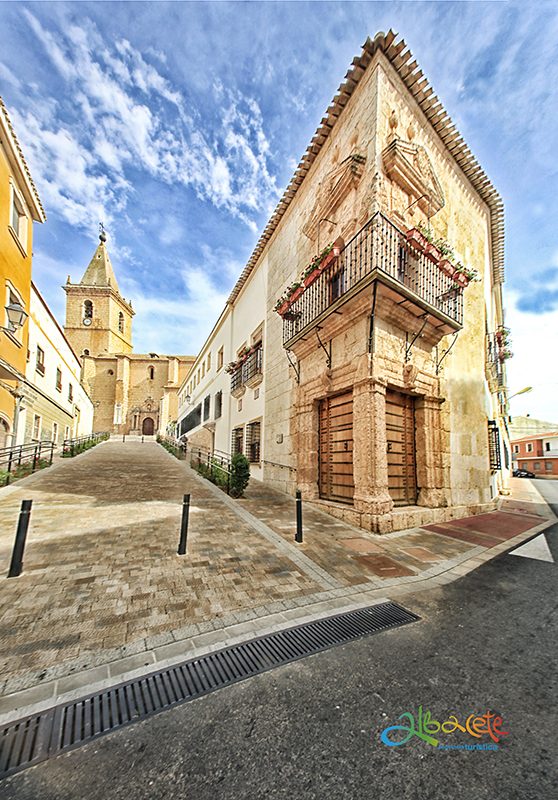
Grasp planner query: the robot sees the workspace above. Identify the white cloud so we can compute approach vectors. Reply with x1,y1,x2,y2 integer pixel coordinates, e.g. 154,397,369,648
158,217,184,247
16,11,279,234
505,290,558,423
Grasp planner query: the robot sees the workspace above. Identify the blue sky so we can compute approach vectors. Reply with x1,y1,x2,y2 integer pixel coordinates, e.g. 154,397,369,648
1,1,557,420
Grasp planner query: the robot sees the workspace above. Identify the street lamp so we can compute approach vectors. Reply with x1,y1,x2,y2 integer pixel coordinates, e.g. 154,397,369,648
4,300,28,332
508,386,533,400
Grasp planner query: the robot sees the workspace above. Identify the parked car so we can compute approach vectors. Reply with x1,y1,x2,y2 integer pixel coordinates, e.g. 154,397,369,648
513,469,536,478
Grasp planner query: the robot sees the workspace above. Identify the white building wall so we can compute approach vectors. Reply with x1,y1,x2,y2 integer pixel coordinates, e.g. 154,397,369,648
177,258,267,480
21,284,93,443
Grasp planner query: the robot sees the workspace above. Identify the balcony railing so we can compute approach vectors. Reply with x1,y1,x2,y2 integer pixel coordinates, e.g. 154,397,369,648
282,211,464,346
230,366,245,398
244,346,263,388
486,333,506,388
230,345,263,396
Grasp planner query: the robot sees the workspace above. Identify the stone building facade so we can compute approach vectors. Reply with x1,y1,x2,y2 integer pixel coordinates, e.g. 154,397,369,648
64,233,194,435
179,31,511,534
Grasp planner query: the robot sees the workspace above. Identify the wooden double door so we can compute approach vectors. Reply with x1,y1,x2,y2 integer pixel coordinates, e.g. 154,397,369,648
385,389,417,506
319,391,354,504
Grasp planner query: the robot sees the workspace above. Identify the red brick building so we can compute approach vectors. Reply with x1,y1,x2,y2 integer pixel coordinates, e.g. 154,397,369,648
512,432,558,478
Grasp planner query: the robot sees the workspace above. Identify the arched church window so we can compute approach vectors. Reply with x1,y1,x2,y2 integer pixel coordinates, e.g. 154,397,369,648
148,366,155,380
84,300,93,319
118,312,124,333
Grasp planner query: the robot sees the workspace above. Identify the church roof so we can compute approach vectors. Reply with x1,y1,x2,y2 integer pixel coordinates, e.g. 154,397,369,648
79,235,121,293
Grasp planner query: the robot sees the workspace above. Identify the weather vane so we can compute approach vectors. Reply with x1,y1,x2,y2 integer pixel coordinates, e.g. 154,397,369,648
99,221,107,242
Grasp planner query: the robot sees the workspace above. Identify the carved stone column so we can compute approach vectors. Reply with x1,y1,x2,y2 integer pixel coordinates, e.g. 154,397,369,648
352,365,393,516
415,394,448,507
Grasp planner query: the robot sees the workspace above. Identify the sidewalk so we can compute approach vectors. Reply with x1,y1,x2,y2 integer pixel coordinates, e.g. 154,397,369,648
0,442,554,723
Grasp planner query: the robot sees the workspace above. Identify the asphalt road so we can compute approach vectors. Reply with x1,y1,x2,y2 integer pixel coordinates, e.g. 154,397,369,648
3,489,557,800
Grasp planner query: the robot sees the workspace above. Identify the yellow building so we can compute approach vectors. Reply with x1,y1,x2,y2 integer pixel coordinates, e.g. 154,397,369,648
0,98,46,448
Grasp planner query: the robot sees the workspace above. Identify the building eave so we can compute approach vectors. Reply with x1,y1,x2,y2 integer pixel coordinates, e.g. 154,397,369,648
227,29,505,307
0,97,46,223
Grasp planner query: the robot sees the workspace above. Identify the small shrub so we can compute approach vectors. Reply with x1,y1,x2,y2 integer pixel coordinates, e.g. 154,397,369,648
230,453,250,498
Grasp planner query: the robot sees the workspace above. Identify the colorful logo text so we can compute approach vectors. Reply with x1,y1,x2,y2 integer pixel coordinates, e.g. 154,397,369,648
380,705,509,748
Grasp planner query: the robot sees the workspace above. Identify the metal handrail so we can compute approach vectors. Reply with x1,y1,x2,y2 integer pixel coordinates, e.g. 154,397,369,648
0,440,55,486
62,432,109,457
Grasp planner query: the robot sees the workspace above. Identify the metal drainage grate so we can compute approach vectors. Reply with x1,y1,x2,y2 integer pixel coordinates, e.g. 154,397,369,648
1,601,419,780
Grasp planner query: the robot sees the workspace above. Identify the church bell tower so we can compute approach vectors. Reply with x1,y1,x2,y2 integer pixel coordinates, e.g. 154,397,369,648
63,227,134,357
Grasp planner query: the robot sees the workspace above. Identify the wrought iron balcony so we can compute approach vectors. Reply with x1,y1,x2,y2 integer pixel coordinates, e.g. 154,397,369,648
230,345,263,396
230,366,245,398
282,211,464,348
243,345,263,388
486,333,506,389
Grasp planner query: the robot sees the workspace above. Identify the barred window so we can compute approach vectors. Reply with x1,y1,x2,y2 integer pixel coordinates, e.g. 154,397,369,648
488,420,501,472
245,421,261,463
215,391,222,419
231,427,244,455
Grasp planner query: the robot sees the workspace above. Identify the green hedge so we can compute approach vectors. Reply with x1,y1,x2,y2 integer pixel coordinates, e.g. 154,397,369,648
156,436,186,459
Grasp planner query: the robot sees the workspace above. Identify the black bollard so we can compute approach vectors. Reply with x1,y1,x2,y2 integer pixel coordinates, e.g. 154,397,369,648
8,500,33,578
178,494,190,555
142,435,144,443
295,490,303,543
123,434,126,443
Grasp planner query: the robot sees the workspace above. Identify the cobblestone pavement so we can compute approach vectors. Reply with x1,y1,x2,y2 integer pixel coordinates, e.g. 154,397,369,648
0,442,551,700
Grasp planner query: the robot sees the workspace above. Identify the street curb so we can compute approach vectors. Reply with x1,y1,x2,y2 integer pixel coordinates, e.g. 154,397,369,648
1,506,554,726
0,594,393,726
1,455,554,725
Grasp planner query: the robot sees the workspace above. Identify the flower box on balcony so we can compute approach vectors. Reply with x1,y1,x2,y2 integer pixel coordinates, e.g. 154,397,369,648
406,228,428,252
289,286,304,304
438,259,456,279
303,269,321,288
452,271,469,288
424,242,441,263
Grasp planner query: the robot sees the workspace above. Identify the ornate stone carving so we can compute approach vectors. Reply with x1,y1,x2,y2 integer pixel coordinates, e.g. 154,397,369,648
382,138,445,217
303,152,366,242
402,363,419,389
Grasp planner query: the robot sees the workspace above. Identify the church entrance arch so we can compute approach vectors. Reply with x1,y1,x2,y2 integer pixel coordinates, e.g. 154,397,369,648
142,417,155,436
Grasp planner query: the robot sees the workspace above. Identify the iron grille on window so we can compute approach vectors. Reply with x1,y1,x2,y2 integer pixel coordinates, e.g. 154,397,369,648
215,390,222,419
231,427,244,455
488,420,501,472
203,395,210,421
244,345,263,382
181,403,202,435
245,421,261,463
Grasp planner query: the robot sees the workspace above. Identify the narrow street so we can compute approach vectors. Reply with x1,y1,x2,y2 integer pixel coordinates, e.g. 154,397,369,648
0,442,549,703
3,505,556,800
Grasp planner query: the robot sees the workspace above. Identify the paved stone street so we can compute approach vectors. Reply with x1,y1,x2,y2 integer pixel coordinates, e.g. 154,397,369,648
0,441,552,704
